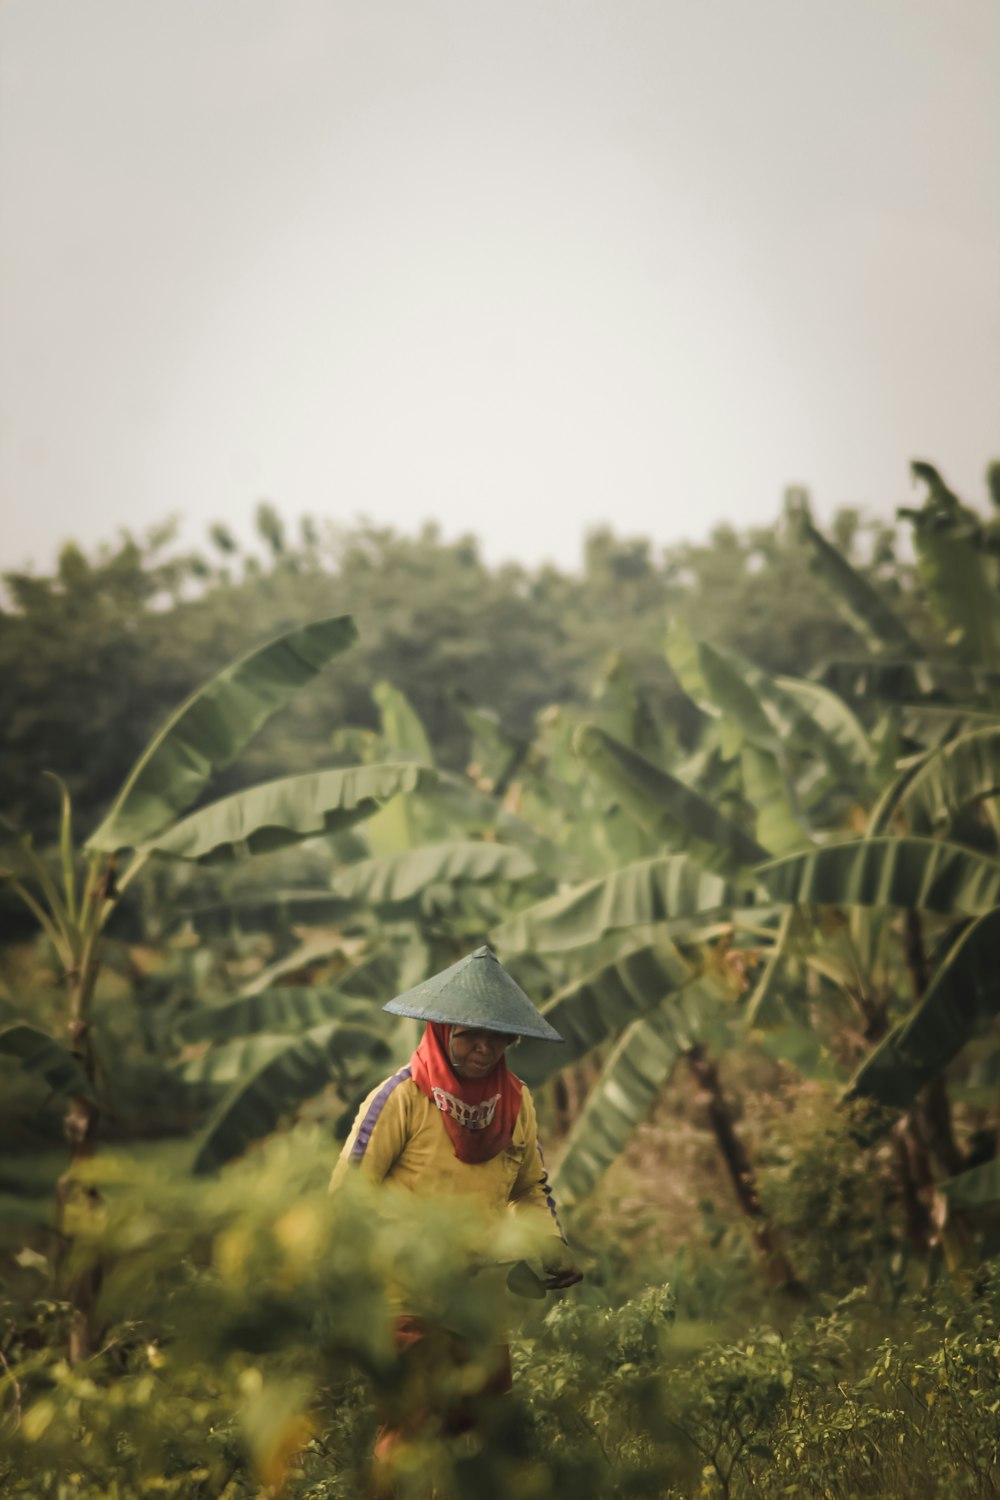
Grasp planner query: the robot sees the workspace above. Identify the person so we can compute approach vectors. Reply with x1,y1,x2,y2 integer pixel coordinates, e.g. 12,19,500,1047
329,944,583,1496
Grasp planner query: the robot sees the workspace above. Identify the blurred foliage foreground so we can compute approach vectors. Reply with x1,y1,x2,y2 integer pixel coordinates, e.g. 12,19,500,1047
5,460,1000,1496
3,1131,1000,1500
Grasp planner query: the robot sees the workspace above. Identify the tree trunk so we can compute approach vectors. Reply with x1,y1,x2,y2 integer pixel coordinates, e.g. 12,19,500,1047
57,948,104,1362
685,1044,804,1294
902,911,963,1178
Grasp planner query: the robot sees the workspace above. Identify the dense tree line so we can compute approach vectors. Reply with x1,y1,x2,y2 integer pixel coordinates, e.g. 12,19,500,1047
1,498,901,841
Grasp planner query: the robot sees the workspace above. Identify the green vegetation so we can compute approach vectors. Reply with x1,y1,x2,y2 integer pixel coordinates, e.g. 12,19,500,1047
4,460,1000,1496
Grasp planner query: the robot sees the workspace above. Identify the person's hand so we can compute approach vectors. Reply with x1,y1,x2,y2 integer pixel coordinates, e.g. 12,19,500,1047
542,1265,584,1290
541,1237,584,1290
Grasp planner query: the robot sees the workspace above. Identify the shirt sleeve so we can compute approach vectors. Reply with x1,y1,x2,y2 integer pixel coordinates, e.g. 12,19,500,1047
507,1086,568,1244
329,1069,412,1192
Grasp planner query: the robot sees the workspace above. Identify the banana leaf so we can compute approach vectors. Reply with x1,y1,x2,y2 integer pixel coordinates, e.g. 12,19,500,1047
551,984,711,1205
817,660,1000,706
176,986,373,1043
173,891,356,937
373,680,434,764
515,942,694,1087
88,615,358,851
492,854,743,955
574,724,769,872
142,763,434,862
770,676,873,788
175,1034,298,1085
792,512,918,654
849,909,1000,1110
0,1022,93,1098
903,461,1000,668
893,726,1000,835
331,841,536,905
192,1018,392,1173
740,744,810,855
756,837,1000,918
942,1159,1000,1210
898,704,1000,750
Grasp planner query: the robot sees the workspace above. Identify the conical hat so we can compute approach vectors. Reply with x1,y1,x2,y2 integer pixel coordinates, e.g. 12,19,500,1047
383,945,562,1042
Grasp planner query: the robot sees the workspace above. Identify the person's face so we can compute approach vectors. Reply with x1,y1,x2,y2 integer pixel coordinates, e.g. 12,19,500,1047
448,1025,516,1080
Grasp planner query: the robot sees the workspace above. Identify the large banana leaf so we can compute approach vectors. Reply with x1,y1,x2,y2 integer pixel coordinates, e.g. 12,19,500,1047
791,510,918,654
667,629,778,752
849,909,1000,1110
942,1159,1000,1210
88,615,358,851
492,854,742,955
892,727,1000,835
176,986,372,1044
903,461,1000,668
173,891,355,937
192,1018,392,1173
898,704,1000,750
514,942,694,1087
818,660,1000,706
744,909,794,1027
373,680,434,763
574,724,769,872
238,937,355,996
756,837,1000,917
740,744,809,855
551,984,710,1205
0,1022,93,1098
771,676,873,787
175,1034,298,1085
331,841,535,905
142,763,434,862
427,772,570,872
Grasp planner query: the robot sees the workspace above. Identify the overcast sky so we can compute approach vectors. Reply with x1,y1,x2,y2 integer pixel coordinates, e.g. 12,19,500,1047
1,0,998,573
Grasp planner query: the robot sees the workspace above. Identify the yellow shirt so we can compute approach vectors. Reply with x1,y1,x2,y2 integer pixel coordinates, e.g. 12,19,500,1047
329,1067,564,1246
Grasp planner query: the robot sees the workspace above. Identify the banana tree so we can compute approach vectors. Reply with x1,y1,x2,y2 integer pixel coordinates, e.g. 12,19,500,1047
157,681,558,1174
0,616,446,1352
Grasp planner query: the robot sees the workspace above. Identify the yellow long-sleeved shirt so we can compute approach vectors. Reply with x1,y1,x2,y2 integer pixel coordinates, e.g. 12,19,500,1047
329,1066,565,1246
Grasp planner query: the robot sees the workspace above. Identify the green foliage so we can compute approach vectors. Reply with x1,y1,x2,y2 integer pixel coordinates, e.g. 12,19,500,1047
88,615,358,853
850,909,1000,1111
493,855,742,955
143,763,434,862
756,835,1000,916
552,981,717,1206
574,724,768,873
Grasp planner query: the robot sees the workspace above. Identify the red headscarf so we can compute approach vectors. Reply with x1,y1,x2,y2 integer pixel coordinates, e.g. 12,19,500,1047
409,1022,523,1164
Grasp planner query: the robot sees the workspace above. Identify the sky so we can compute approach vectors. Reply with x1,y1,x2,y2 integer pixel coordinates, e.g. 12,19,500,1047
1,0,998,574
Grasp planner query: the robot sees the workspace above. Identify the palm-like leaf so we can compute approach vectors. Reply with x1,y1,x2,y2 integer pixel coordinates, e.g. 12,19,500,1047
892,726,1000,834
943,1159,1000,1210
492,854,743,955
902,461,1000,667
551,984,711,1205
899,704,1000,750
88,615,358,851
790,508,918,654
0,1023,93,1098
192,1018,392,1173
849,910,1000,1110
177,986,372,1044
143,763,434,862
331,841,535,904
756,837,1000,917
818,659,1000,706
515,943,694,1087
373,680,434,763
770,676,873,788
573,724,768,872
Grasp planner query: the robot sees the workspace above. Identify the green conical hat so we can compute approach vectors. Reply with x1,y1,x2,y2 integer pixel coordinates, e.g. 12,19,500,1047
383,945,562,1042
